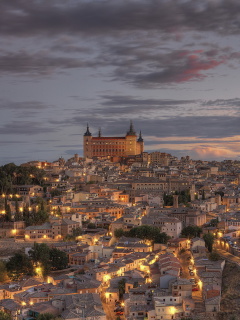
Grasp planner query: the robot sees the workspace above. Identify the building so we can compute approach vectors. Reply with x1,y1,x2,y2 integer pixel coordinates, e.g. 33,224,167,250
83,122,144,158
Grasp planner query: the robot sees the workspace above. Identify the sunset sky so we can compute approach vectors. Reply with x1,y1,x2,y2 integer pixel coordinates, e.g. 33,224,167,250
1,0,240,164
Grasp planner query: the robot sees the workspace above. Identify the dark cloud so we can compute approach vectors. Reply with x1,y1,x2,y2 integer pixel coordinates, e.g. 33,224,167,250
201,98,240,107
0,50,96,75
100,95,196,107
0,121,57,135
1,1,240,37
0,100,50,110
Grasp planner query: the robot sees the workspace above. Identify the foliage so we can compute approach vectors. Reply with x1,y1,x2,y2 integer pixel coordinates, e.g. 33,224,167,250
29,243,51,276
49,248,68,270
118,278,126,299
203,233,215,252
0,163,46,193
50,189,62,197
0,311,11,320
209,251,221,261
4,198,11,222
208,218,219,227
163,190,191,206
6,252,33,280
115,225,170,244
114,228,125,238
36,313,61,320
0,261,8,283
72,227,82,237
22,204,49,226
181,225,202,238
179,248,186,254
87,222,96,229
163,193,173,206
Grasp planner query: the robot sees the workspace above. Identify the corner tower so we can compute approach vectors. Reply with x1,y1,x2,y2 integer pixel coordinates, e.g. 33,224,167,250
125,121,137,156
83,124,92,158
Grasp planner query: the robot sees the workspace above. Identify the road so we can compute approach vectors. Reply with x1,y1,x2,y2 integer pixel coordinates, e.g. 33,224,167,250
215,248,240,267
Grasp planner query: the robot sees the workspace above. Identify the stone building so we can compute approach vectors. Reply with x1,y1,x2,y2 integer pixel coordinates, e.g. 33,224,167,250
83,122,144,158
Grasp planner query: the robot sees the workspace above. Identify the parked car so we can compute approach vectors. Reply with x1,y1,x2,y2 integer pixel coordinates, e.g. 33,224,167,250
192,286,199,291
190,278,195,283
116,311,124,315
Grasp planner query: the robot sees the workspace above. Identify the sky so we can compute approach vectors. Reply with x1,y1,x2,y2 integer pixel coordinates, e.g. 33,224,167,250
1,0,240,165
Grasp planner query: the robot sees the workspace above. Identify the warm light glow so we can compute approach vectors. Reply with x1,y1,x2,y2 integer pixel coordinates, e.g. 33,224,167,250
20,207,23,212
12,229,17,235
1,210,5,214
21,302,26,306
170,306,176,315
198,280,202,290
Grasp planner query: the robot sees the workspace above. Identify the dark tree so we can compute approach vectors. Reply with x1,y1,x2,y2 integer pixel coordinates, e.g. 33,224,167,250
49,248,68,270
0,311,11,320
6,252,33,280
114,228,125,238
203,233,215,252
181,226,202,238
29,243,51,276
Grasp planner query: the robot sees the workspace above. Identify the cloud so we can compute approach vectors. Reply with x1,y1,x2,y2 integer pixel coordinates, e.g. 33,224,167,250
0,100,50,110
192,146,237,160
0,50,96,75
0,121,57,135
1,1,240,37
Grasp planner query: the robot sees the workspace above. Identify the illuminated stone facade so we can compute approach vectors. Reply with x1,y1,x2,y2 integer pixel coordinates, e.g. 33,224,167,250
83,122,144,158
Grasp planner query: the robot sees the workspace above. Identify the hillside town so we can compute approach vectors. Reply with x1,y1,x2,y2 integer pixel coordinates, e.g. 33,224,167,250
1,147,240,320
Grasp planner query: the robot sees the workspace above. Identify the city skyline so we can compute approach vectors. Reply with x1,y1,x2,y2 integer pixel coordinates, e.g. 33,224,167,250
1,0,240,164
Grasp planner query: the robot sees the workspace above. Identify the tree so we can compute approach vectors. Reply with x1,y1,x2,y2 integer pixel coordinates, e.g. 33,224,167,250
163,193,173,206
36,314,61,320
6,252,33,280
203,233,215,252
4,198,11,222
209,251,220,261
114,228,125,238
0,311,11,320
118,278,126,300
0,261,8,283
181,226,202,238
29,243,51,276
87,223,96,229
49,248,68,270
14,200,22,221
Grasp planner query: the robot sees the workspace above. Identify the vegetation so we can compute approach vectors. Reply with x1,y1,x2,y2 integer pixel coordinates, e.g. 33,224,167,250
203,233,215,252
29,243,68,276
6,243,68,280
181,225,202,238
0,311,11,320
114,225,170,244
208,217,219,227
36,314,61,320
163,190,191,206
6,252,33,280
0,163,46,193
209,251,221,261
0,261,8,283
118,278,126,299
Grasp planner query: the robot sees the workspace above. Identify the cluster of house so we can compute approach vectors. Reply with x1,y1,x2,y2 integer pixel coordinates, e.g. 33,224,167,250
1,155,240,319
